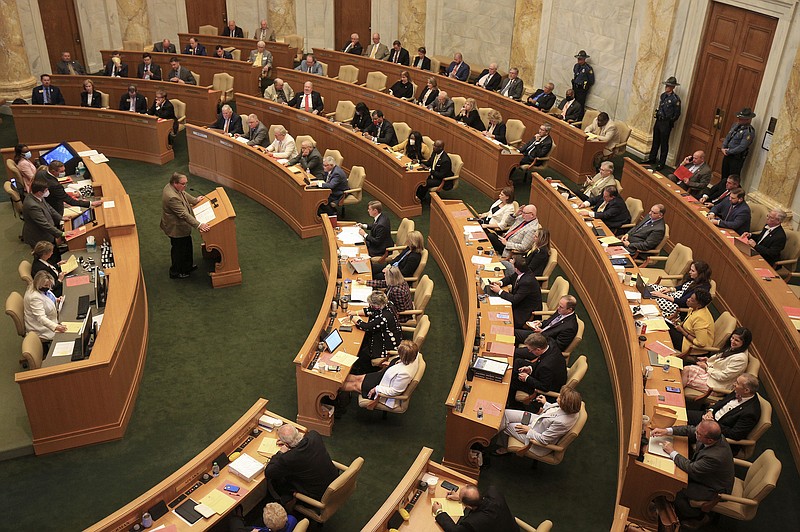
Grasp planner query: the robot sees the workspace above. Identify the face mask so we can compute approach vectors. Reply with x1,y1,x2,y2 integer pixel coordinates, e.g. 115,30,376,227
58,171,66,178
43,190,50,198
565,95,574,101
24,151,32,159
409,139,415,146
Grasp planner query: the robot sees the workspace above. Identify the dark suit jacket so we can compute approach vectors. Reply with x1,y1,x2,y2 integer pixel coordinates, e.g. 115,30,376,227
209,113,244,135
79,91,102,108
475,69,502,91
424,151,454,189
624,217,666,252
147,99,178,133
487,122,507,145
222,26,244,38
750,225,786,266
413,56,431,70
342,41,363,55
118,93,148,113
319,165,349,204
711,199,751,234
705,182,731,204
263,431,338,501
558,97,583,122
153,42,177,53
527,89,557,111
31,85,65,105
137,62,162,80
365,213,394,257
365,119,398,146
514,340,567,394
435,486,519,532
168,66,196,85
539,312,579,352
38,169,90,216
386,47,410,65
287,147,324,178
103,60,129,77
498,270,543,329
182,44,207,56
497,77,524,100
671,425,735,500
429,98,455,118
417,87,439,107
446,61,470,81
22,194,63,247
709,392,762,441
457,109,485,131
519,135,553,165
351,111,371,131
289,91,324,114
588,195,631,233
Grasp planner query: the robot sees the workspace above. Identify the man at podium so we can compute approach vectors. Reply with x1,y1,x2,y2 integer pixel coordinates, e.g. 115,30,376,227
160,172,210,279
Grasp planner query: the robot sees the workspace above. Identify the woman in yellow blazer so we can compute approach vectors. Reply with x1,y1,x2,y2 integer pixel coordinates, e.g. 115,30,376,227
670,288,715,352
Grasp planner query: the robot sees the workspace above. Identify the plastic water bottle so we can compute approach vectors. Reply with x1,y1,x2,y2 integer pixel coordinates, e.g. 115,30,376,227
77,162,85,178
212,462,220,477
477,407,484,420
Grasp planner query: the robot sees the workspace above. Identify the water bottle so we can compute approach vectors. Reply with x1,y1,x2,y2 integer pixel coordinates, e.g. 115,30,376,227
477,407,484,420
77,161,85,178
480,333,486,349
212,462,220,477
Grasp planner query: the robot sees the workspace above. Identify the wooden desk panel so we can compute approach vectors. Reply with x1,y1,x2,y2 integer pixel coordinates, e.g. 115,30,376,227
186,125,328,238
312,48,598,183
275,68,519,198
236,93,428,218
87,400,304,532
100,50,261,97
50,75,221,125
14,142,148,455
178,32,296,69
12,106,173,165
621,159,800,470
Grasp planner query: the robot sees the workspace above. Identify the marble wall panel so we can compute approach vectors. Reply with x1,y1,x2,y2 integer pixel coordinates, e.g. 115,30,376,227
117,0,151,45
146,0,187,49
372,0,400,43
510,0,543,89
76,0,122,72
269,0,297,37
14,0,50,80
297,0,334,53
399,0,426,50
1,0,37,100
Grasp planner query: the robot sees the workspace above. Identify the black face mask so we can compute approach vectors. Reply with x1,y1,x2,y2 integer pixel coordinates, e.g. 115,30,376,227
564,95,574,101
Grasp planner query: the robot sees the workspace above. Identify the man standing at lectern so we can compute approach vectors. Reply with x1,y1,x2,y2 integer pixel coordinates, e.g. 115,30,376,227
161,173,210,279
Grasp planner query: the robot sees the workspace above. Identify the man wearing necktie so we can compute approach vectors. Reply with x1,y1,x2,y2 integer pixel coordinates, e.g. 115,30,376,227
700,174,740,207
743,208,787,265
314,156,349,216
415,140,453,202
525,82,557,111
387,40,410,65
519,295,579,348
253,20,276,42
621,204,666,253
137,53,162,80
31,75,65,105
209,105,243,135
289,81,323,114
518,124,554,168
708,187,751,235
249,41,273,71
487,253,542,332
118,85,148,114
488,204,540,257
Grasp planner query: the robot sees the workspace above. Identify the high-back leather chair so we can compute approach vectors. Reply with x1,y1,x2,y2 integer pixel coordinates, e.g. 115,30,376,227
429,56,441,74
358,353,426,415
240,114,249,135
388,218,415,249
228,48,241,61
620,197,644,231
398,275,433,327
710,449,781,521
683,310,736,359
505,119,526,147
324,149,343,167
294,457,365,523
6,158,23,184
508,402,588,465
515,517,553,532
295,135,316,148
477,107,493,129
19,260,33,286
393,122,411,146
122,40,143,51
21,331,43,370
429,154,463,194
99,91,109,109
749,203,769,233
535,248,558,289
451,97,465,116
775,229,800,278
362,71,388,92
639,243,693,287
170,99,187,131
562,317,585,362
4,180,24,219
5,291,26,337
325,100,356,123
580,109,599,130
212,72,234,103
611,120,631,156
190,71,200,86
534,276,569,319
334,65,359,84
517,355,589,403
198,25,218,35
268,123,286,144
339,165,364,217
281,34,304,62
632,223,670,264
726,394,772,460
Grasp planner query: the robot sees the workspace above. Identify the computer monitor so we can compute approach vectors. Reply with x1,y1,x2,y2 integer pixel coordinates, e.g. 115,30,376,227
40,142,80,176
323,328,343,353
71,208,95,230
95,271,108,309
76,307,94,360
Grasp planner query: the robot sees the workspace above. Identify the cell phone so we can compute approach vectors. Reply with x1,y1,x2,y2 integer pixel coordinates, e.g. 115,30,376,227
521,411,532,424
223,484,240,493
665,386,681,393
440,480,459,492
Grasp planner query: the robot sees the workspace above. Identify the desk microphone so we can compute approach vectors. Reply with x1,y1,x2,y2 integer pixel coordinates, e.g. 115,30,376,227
191,188,219,208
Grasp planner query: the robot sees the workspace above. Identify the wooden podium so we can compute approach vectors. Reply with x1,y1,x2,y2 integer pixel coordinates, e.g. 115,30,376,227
197,187,242,288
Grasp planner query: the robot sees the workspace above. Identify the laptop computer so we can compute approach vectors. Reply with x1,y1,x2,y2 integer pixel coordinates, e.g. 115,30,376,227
635,275,653,299
348,259,371,275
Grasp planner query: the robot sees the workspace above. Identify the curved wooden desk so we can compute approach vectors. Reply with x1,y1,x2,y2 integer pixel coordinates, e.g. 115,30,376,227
186,124,329,238
177,33,296,69
14,142,149,455
312,48,600,182
428,194,513,478
100,50,261,96
50,74,221,125
621,159,800,469
274,68,519,199
12,105,173,165
86,399,305,531
293,216,369,435
236,93,428,218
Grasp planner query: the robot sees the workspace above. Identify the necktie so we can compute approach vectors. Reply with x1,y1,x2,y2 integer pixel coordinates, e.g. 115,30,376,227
514,272,523,290
541,313,564,331
255,52,263,66
562,100,572,118
533,92,543,101
726,205,734,220
758,227,772,244
598,202,607,213
505,220,529,239
224,119,229,133
67,63,76,75
44,88,50,104
502,81,510,96
130,98,135,112
305,95,310,111
392,249,410,267
370,45,377,58
144,65,150,79
45,290,56,304
345,43,352,53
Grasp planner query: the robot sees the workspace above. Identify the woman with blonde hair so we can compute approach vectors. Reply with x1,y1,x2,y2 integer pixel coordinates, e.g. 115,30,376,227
24,271,67,351
482,109,507,144
456,98,485,131
371,230,424,279
366,265,413,322
80,79,102,108
349,291,402,373
342,339,420,403
416,77,439,107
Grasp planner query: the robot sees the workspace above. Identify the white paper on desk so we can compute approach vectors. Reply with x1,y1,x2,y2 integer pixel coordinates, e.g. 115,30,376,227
625,291,641,300
92,314,104,329
193,202,216,224
103,201,115,209
471,255,492,265
235,135,250,144
648,436,674,458
488,296,512,306
338,232,364,245
639,304,660,316
330,351,358,366
463,224,483,233
339,246,360,258
585,222,594,227
89,153,109,164
52,341,75,357
276,158,289,164
77,149,98,157
349,284,373,302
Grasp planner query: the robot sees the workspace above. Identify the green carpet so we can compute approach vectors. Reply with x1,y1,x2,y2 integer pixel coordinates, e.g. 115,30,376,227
0,115,798,531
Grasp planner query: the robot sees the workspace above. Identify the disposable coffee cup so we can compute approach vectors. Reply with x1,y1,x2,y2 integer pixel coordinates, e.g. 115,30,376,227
638,335,647,348
644,365,653,379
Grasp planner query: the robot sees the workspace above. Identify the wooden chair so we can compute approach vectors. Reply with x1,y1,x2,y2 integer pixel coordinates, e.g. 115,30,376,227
398,275,433,328
632,224,670,265
334,65,359,83
515,517,553,532
451,97,466,116
295,135,316,148
749,203,769,233
359,353,426,415
535,248,558,289
21,331,43,370
339,166,364,217
325,100,355,123
170,99,187,132
639,243,693,287
428,154,463,194
294,457,364,523
324,149,343,167
709,450,781,522
5,291,25,337
505,119,526,147
212,73,234,104
362,71,388,92
507,402,587,466
19,260,33,286
611,120,631,156
393,122,411,146
562,317,585,362
198,25,218,35
619,197,644,231
533,276,569,319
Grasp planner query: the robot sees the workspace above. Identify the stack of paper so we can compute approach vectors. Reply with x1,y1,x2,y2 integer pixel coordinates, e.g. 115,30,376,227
431,498,464,517
330,351,358,367
471,255,492,266
487,296,511,306
643,317,670,331
256,438,280,457
349,284,373,302
193,202,216,224
228,453,265,482
338,227,363,245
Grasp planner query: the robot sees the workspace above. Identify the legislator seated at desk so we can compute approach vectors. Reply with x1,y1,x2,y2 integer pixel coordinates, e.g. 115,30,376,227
289,81,324,114
486,254,542,331
432,484,519,531
79,79,102,108
182,37,207,56
487,204,540,258
263,126,298,159
412,46,431,70
620,204,666,254
743,208,787,266
551,89,583,123
287,140,324,179
707,187,751,235
103,51,129,77
510,334,567,401
166,57,196,85
359,200,394,257
31,74,65,105
311,156,347,216
24,271,66,351
137,53,163,80
264,77,294,104
526,82,557,111
577,186,631,235
497,68,524,100
475,64,502,91
118,85,148,113
363,110,397,145
213,45,233,60
519,295,579,349
482,110,507,144
249,40,274,70
236,114,269,147
295,54,324,75
415,140,454,202
669,151,711,198
153,38,176,53
445,53,470,81
209,104,244,134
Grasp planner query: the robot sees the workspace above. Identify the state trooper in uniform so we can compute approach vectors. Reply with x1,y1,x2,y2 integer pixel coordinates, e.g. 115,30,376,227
721,108,756,180
644,77,682,170
571,50,594,108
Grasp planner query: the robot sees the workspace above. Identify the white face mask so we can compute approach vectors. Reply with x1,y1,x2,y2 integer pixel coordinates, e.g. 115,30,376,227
58,171,66,178
409,139,415,146
24,151,32,159
43,190,50,198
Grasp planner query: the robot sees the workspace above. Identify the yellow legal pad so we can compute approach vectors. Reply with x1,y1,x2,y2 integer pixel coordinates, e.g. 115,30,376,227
657,355,684,370
61,321,84,334
61,255,79,274
431,498,464,518
494,334,516,344
330,351,358,366
198,490,237,515
257,438,280,457
644,454,676,474
642,318,670,332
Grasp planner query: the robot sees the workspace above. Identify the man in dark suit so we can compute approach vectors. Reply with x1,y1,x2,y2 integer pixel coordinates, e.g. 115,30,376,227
517,295,579,349
148,88,178,135
22,178,65,262
416,140,453,201
37,162,101,217
661,420,735,524
475,63,502,91
518,123,554,166
359,200,393,257
621,204,666,253
342,33,363,55
137,53,162,80
182,37,207,56
31,74,65,105
709,187,751,234
510,334,567,399
222,20,244,38
428,91,455,118
213,45,234,59
103,51,129,77
669,150,711,198
497,68,524,100
167,57,196,85
209,104,243,135
119,85,148,113
412,47,431,70
446,53,470,81
488,254,543,331
744,209,787,266
289,81,324,114
433,485,519,532
386,40,410,65
236,114,269,147
153,39,177,53
364,110,398,145
700,174,740,206
553,89,583,123
578,186,631,235
526,82,557,111
315,156,349,216
55,51,85,75
287,140,324,179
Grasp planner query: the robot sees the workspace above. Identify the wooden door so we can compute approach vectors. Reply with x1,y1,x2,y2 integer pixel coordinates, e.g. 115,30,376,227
185,0,227,34
334,0,371,52
38,0,85,73
679,2,776,180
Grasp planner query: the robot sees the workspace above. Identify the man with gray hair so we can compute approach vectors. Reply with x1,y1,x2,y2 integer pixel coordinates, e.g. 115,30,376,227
254,19,276,42
428,91,455,118
248,40,273,71
209,104,243,135
264,425,338,505
744,208,787,266
264,125,298,159
518,123,553,167
314,156,349,216
526,82,557,111
475,63,502,91
235,114,269,147
287,140,323,178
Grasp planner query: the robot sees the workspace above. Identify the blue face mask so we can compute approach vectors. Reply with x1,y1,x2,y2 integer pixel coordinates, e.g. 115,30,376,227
24,151,32,159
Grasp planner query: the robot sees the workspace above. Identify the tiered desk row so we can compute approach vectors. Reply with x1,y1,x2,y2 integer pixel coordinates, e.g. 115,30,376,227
177,33,296,70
